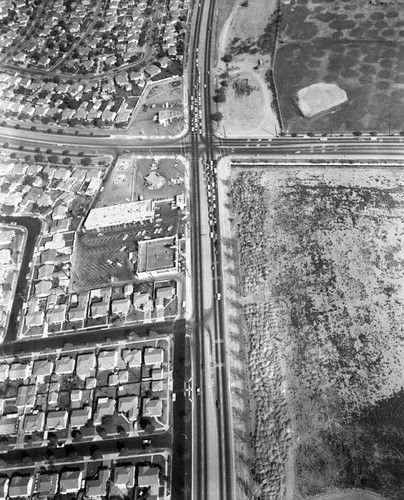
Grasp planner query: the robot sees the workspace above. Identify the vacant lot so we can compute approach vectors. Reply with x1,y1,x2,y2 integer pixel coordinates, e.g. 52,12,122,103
214,0,279,137
230,166,404,500
128,77,185,137
276,0,404,133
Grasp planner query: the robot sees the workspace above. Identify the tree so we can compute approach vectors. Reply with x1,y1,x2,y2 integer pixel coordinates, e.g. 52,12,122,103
62,157,71,165
138,416,155,434
213,94,226,103
81,157,91,166
222,54,232,63
71,429,82,441
48,154,59,164
48,432,58,446
89,445,103,460
211,112,223,122
34,153,45,162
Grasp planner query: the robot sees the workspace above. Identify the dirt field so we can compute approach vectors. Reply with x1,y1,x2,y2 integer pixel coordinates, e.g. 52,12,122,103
213,0,279,137
276,0,404,133
127,77,185,137
230,165,404,500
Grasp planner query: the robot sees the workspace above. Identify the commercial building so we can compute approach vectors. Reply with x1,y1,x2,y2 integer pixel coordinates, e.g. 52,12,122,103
84,200,155,230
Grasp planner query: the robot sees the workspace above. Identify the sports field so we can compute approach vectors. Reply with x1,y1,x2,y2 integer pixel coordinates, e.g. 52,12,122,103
275,0,404,133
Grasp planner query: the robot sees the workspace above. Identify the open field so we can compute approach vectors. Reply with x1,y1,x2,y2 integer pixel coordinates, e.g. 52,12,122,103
213,0,279,137
229,165,404,500
276,0,404,133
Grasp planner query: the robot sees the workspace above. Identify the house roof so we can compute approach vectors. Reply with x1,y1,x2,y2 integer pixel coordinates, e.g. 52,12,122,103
98,350,117,371
0,415,18,435
0,477,9,498
143,347,164,366
85,469,109,498
35,280,53,297
118,395,139,420
16,384,36,407
111,298,131,315
46,410,68,430
70,407,91,428
142,398,163,417
94,397,115,424
122,349,142,367
0,364,9,382
114,465,135,488
91,302,107,318
37,473,58,497
137,465,160,488
46,306,65,325
8,476,32,498
59,470,82,494
25,310,45,328
9,363,29,380
32,358,53,377
23,411,45,434
76,353,96,380
55,356,75,374
37,263,54,280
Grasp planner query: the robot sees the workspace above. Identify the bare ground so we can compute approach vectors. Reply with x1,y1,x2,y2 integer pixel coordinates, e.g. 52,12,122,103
213,0,280,137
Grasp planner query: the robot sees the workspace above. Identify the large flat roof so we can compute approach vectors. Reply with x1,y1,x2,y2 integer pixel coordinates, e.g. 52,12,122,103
137,236,177,273
85,200,154,229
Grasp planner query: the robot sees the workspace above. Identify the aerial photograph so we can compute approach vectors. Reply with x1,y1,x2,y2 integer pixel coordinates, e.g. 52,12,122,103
0,0,403,499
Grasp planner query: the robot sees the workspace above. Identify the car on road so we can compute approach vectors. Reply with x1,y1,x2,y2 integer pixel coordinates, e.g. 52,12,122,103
216,400,221,409
320,137,328,141
196,387,201,395
142,439,151,448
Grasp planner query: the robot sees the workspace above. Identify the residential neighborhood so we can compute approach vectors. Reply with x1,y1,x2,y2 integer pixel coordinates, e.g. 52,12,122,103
0,0,194,496
0,453,170,499
0,337,172,449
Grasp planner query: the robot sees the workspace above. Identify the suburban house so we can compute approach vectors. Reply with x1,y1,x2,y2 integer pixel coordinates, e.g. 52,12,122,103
8,363,30,380
23,412,45,433
76,353,96,380
46,410,69,430
70,407,92,428
118,395,139,422
59,470,83,495
98,350,118,371
0,477,9,500
8,476,33,499
122,349,142,367
36,473,58,498
137,465,160,495
143,347,164,367
142,398,163,418
85,469,109,499
94,397,116,425
55,356,75,374
32,359,54,380
114,465,135,490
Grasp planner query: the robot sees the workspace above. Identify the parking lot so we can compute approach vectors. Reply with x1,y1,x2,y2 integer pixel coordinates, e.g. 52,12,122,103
73,200,186,291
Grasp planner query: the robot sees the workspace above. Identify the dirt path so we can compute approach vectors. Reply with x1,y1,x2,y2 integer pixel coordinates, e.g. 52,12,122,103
307,490,389,500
